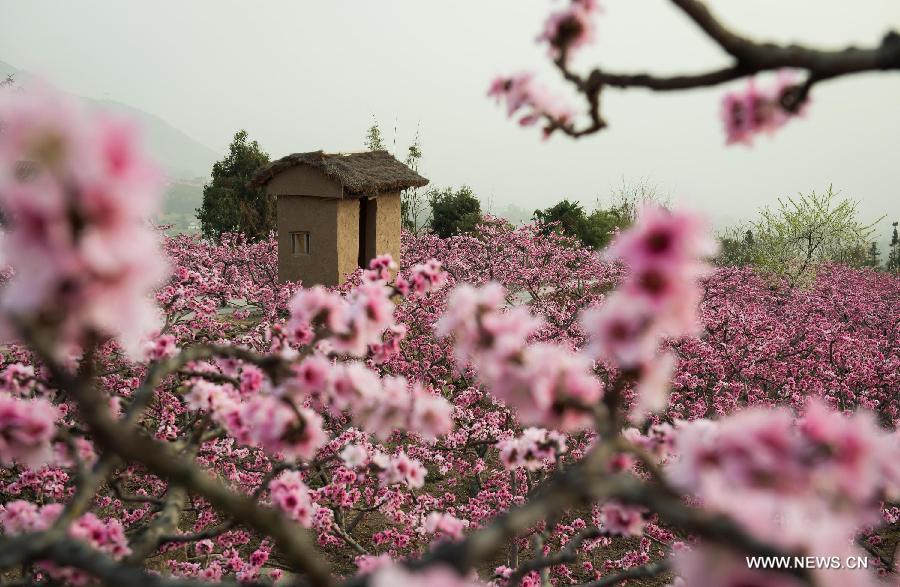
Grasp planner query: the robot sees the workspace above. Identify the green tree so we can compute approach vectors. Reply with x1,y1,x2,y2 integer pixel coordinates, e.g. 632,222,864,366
887,221,900,273
401,129,427,234
364,116,386,151
716,227,758,267
864,241,882,268
197,130,272,241
428,186,482,238
533,198,631,250
751,185,881,284
363,118,427,234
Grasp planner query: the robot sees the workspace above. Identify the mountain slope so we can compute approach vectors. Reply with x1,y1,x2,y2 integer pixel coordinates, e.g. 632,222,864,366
0,60,219,180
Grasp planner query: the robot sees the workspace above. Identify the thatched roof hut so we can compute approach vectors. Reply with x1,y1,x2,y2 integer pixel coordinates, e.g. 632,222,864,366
250,150,428,195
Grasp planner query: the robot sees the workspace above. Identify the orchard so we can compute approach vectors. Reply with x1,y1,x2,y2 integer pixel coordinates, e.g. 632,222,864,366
1,1,900,587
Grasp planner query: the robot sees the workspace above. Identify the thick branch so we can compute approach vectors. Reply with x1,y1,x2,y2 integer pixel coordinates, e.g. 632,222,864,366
0,534,253,587
580,559,672,587
550,0,900,137
21,329,334,587
669,0,756,59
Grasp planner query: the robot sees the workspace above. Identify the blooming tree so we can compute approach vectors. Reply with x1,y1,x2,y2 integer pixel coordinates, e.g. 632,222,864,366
0,79,899,587
489,0,900,143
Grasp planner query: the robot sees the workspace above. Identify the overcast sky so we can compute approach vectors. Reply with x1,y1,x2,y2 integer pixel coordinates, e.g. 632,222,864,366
2,0,899,239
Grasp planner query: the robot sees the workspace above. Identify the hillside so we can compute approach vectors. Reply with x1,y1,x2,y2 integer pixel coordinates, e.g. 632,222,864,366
1,60,212,231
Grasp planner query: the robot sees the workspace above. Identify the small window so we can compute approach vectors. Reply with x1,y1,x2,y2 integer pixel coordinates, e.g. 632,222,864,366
291,231,310,256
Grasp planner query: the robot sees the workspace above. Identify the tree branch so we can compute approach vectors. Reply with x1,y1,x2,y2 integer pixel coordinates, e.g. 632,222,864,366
547,0,900,137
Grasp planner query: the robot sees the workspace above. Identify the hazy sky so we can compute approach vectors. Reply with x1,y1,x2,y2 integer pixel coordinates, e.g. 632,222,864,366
2,0,899,239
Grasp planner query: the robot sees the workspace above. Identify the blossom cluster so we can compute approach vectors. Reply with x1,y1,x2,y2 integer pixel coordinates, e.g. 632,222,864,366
0,393,57,466
286,253,444,358
496,427,568,471
664,401,900,587
268,470,318,527
537,0,601,59
488,74,576,137
721,73,803,146
0,85,897,587
437,282,602,431
581,205,717,421
1,501,130,585
0,84,168,357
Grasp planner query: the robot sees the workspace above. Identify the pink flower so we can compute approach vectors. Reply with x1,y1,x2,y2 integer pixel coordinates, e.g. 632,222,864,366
0,394,57,466
142,333,177,361
581,292,657,367
537,0,601,59
630,352,677,423
239,365,265,396
292,355,332,396
183,380,237,414
69,513,131,558
515,343,603,430
334,281,396,356
328,362,381,412
497,427,567,471
0,363,35,395
0,83,168,359
583,204,716,375
487,73,577,137
597,501,645,537
376,451,427,489
269,470,317,527
366,253,397,281
422,511,469,541
436,282,541,369
197,562,223,582
405,259,447,297
340,444,369,469
721,72,803,146
286,286,346,344
355,553,394,575
1,500,46,534
409,387,454,442
605,205,717,273
238,396,327,462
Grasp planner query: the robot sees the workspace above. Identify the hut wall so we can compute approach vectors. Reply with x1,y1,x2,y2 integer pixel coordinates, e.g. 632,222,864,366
336,199,361,284
374,191,402,266
278,195,347,286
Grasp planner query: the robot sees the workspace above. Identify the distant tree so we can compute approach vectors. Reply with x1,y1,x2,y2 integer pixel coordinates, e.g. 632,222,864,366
363,118,428,234
888,221,900,273
863,241,882,268
364,116,386,151
717,227,758,267
533,199,589,239
401,129,428,234
428,186,482,238
533,198,632,250
751,186,881,284
197,130,272,241
605,177,668,223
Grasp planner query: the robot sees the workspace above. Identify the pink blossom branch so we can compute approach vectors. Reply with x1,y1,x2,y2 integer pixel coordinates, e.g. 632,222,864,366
544,0,900,137
0,533,254,587
355,440,812,586
505,526,602,586
21,328,335,587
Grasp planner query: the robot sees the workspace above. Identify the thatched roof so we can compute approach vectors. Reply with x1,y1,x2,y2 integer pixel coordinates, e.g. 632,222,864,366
250,150,428,195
